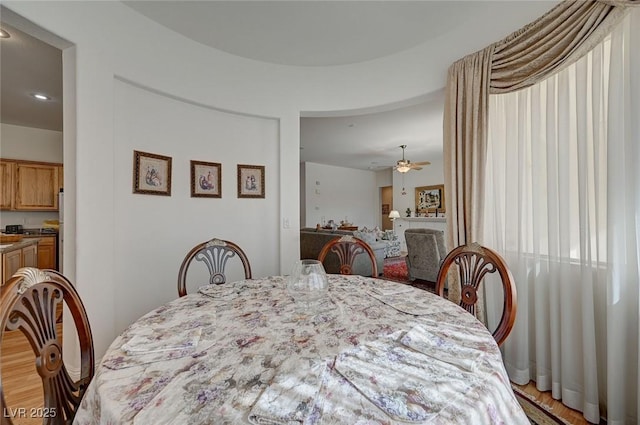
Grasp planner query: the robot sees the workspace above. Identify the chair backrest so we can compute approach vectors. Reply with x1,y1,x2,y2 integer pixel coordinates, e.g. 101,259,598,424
317,235,378,276
0,267,94,425
435,243,517,346
177,238,252,297
404,228,447,282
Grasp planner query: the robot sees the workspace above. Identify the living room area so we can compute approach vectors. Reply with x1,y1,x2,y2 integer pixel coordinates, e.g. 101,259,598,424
299,100,448,285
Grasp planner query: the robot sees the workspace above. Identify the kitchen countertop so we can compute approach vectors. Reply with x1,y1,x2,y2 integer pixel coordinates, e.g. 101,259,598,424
0,238,39,254
21,228,58,236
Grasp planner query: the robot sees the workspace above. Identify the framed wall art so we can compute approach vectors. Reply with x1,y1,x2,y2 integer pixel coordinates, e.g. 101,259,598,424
191,160,222,198
133,150,172,196
415,184,445,213
237,164,265,198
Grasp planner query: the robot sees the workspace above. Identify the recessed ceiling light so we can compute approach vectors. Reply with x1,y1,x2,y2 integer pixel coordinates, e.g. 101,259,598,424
0,29,10,39
32,93,50,101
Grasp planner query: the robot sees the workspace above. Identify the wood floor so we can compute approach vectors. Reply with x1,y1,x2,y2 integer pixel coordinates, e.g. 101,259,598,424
1,328,55,425
512,381,600,424
1,326,597,425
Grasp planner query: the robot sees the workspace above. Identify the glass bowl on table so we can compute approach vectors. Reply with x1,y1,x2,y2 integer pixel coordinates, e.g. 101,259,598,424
287,259,329,311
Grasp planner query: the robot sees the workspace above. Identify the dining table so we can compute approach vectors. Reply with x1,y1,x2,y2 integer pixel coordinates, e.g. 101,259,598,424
73,274,528,425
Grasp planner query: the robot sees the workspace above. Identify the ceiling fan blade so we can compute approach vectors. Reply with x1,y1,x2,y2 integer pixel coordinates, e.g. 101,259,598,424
394,146,430,172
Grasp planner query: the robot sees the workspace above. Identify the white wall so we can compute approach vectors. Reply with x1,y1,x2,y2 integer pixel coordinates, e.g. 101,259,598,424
302,162,378,229
392,158,445,217
299,161,442,231
0,123,63,162
112,80,280,329
3,1,554,359
300,162,307,226
0,123,63,228
375,168,393,188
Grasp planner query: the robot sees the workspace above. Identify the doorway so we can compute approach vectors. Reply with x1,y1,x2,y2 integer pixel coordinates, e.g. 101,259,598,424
380,185,393,230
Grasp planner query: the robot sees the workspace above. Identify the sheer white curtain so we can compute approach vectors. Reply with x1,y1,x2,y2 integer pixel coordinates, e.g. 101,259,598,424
483,9,639,424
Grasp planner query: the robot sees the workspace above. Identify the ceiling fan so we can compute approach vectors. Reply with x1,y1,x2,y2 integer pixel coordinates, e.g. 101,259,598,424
394,145,430,173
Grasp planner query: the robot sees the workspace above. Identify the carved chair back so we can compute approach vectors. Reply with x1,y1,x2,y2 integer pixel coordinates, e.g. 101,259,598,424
435,243,517,346
0,267,94,425
317,235,378,276
177,238,252,297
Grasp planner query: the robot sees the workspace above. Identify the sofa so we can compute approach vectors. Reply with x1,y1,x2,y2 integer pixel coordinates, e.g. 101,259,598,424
300,227,386,276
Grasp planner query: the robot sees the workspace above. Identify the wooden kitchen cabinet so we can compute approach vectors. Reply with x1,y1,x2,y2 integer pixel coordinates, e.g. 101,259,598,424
1,240,38,285
23,235,57,270
22,243,38,269
0,160,14,209
3,249,21,283
15,162,60,210
0,159,63,211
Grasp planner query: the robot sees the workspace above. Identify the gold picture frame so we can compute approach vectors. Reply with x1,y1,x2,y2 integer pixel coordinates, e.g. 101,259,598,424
133,150,172,196
415,184,445,213
191,160,222,198
237,164,265,198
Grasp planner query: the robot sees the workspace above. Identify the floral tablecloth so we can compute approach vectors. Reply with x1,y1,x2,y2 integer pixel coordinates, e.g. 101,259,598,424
73,275,527,425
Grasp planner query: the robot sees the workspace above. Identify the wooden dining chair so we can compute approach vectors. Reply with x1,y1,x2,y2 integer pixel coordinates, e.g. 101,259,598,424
177,238,252,297
318,235,378,277
435,243,517,346
0,267,95,425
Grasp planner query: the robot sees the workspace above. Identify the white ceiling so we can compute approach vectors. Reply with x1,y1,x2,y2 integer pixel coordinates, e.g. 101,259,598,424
1,1,557,170
124,1,486,67
0,21,62,132
301,92,445,170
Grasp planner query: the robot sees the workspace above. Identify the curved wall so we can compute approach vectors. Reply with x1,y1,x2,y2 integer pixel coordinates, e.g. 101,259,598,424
4,0,555,357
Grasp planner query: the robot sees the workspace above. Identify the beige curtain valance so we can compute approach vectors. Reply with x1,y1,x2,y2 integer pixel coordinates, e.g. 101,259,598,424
596,0,639,6
491,1,630,92
443,0,637,304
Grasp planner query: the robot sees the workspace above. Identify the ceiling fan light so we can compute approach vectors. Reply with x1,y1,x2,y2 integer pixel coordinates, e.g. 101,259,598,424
32,93,50,101
396,165,411,173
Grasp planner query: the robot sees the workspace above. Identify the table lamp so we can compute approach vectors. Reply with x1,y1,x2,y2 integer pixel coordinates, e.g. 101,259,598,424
388,210,400,221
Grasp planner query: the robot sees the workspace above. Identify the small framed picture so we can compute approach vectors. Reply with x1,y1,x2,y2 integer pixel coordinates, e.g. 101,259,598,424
191,160,221,198
133,150,172,196
415,184,445,213
237,164,265,198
